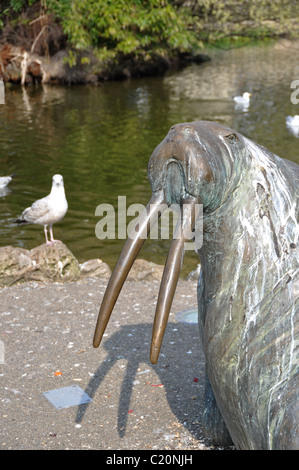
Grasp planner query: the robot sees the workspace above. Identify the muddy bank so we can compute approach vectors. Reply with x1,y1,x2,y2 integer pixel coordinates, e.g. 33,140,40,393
0,43,210,85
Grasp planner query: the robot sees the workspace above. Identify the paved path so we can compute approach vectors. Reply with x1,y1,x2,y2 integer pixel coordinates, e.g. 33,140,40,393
0,277,229,450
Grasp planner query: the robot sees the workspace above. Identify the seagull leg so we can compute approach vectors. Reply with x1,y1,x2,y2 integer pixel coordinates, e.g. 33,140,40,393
49,225,60,244
44,225,50,245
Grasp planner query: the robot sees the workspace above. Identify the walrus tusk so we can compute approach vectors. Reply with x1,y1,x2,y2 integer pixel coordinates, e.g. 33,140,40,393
150,196,200,364
93,190,165,348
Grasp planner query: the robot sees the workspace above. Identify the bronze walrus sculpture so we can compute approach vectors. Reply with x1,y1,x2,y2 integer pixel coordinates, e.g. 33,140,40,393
93,121,299,450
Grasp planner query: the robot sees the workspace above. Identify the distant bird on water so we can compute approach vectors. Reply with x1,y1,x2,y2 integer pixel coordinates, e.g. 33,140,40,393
233,92,252,105
15,174,68,245
0,174,14,189
286,115,299,137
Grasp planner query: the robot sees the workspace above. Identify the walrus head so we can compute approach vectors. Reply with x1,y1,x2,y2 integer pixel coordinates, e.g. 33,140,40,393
93,121,252,363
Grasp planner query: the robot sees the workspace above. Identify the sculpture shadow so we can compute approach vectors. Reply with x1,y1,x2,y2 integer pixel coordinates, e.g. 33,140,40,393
75,321,206,441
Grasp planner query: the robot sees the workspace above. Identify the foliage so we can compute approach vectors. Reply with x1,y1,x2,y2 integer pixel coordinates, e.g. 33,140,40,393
46,0,197,61
189,0,299,43
0,0,37,28
0,0,36,16
0,0,198,63
1,0,299,56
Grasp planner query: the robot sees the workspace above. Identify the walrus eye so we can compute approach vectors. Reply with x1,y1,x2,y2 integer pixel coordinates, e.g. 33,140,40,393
224,133,239,144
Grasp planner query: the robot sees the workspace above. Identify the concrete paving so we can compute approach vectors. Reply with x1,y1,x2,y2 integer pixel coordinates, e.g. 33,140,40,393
0,277,231,451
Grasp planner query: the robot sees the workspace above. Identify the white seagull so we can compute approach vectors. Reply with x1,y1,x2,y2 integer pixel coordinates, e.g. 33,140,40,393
15,174,68,245
286,115,299,136
233,92,252,105
0,174,14,189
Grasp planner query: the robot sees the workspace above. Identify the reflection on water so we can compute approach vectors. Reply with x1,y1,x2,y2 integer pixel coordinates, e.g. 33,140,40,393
0,40,298,277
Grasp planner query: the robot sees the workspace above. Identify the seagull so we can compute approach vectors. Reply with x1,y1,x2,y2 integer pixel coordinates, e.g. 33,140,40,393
233,92,252,105
15,174,68,245
0,174,14,189
286,115,299,136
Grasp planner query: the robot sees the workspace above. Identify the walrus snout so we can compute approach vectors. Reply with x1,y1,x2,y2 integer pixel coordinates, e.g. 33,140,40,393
148,123,216,199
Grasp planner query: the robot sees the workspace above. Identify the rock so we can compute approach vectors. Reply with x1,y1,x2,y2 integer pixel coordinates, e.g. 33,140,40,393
28,242,81,282
0,246,34,287
127,258,164,282
80,258,111,279
0,245,164,287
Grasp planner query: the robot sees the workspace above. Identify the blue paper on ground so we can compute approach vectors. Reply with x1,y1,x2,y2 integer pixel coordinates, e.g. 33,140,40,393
175,308,198,324
43,385,92,409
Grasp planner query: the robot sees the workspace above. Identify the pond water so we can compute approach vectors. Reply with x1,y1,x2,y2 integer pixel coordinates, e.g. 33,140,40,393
0,40,299,277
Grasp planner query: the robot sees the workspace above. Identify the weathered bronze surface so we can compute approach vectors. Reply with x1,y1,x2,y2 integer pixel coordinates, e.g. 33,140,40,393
93,121,299,450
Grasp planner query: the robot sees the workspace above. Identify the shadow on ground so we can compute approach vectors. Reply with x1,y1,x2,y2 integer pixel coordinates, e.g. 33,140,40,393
75,320,206,442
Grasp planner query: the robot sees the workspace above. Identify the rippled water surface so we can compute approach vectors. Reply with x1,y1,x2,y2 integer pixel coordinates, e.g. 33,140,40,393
1,40,299,276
